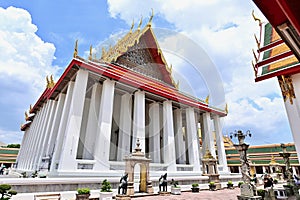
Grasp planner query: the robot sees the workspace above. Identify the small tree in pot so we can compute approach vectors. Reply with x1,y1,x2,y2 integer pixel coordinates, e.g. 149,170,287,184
209,182,216,191
0,184,17,200
170,179,181,195
76,188,90,200
100,179,113,200
191,183,200,193
227,181,234,189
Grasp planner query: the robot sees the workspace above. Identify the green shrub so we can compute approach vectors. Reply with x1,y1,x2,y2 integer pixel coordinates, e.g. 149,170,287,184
238,181,244,187
227,180,233,185
192,183,199,188
100,179,112,192
257,189,265,198
77,188,90,194
0,184,17,200
209,181,215,186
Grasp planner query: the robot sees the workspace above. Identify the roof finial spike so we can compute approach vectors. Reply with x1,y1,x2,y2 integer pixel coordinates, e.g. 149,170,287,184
73,39,78,58
252,61,258,77
205,95,209,104
254,34,260,49
252,10,262,25
101,47,106,59
88,45,93,60
138,16,143,30
130,19,134,32
225,103,228,114
50,75,55,88
46,76,50,88
252,49,258,62
148,8,154,26
29,104,32,111
25,111,28,120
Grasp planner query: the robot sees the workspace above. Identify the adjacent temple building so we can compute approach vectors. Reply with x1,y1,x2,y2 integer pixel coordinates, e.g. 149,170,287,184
17,15,228,178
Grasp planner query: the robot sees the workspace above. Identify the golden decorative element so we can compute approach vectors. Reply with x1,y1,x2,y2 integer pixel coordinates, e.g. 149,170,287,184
252,49,258,62
29,104,32,111
252,61,257,77
175,80,179,89
101,47,106,59
88,45,93,60
269,155,278,165
73,39,78,58
138,16,143,30
225,103,228,114
278,75,296,104
147,8,154,26
130,19,134,32
252,10,262,25
49,75,55,88
46,76,50,88
166,64,172,74
205,95,209,104
25,111,28,120
203,147,214,159
254,34,260,49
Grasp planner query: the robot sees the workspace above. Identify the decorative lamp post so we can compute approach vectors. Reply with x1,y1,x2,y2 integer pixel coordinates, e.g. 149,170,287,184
230,130,252,184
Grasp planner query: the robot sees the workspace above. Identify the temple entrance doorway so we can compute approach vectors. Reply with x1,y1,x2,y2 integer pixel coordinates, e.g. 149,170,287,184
124,139,153,195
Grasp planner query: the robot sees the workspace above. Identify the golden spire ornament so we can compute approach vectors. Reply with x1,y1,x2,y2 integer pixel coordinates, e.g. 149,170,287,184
148,8,154,26
138,16,143,30
252,10,262,25
73,39,78,58
88,45,93,60
205,95,209,104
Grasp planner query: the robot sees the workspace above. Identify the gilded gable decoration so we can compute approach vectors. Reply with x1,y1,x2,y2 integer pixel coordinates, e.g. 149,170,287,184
278,75,296,104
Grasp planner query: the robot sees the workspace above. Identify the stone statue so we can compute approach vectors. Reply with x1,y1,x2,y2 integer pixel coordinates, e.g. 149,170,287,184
159,173,168,192
118,173,128,195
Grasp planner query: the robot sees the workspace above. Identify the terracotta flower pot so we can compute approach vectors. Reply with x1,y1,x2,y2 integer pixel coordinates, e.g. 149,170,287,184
76,193,90,200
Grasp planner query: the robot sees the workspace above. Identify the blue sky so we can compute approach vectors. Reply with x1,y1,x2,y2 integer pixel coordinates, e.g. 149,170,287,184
0,0,294,146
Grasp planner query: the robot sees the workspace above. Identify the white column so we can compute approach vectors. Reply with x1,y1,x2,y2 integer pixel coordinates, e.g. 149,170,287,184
174,109,186,164
37,100,57,168
83,83,102,159
202,112,216,158
162,100,176,171
94,79,115,171
50,81,74,172
58,69,89,171
148,102,161,163
29,104,48,170
283,74,300,160
32,101,52,170
132,90,145,152
186,107,201,171
17,129,29,169
213,115,228,172
45,93,66,158
24,111,41,170
117,93,132,161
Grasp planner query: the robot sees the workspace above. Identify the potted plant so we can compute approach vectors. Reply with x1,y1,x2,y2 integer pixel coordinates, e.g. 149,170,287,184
170,179,181,195
238,181,244,188
257,189,265,199
191,183,200,192
273,178,278,184
76,188,90,200
100,179,113,200
227,180,234,189
0,184,17,200
209,182,216,191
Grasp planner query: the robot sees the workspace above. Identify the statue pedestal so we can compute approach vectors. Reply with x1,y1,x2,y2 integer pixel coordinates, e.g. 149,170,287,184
116,194,131,200
127,181,134,196
158,191,170,196
237,183,262,200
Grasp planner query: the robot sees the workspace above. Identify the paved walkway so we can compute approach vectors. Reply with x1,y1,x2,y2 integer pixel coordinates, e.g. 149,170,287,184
133,188,241,200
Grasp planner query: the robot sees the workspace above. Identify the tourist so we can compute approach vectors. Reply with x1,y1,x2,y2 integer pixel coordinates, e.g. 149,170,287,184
263,174,273,188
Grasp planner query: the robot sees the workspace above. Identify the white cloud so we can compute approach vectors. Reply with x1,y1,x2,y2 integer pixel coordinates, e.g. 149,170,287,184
107,0,292,144
0,6,59,143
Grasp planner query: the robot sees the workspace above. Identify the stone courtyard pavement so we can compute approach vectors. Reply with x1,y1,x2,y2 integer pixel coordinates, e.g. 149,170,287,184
133,187,241,200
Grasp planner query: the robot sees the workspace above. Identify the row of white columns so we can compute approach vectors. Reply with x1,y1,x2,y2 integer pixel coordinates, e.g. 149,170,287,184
17,69,227,173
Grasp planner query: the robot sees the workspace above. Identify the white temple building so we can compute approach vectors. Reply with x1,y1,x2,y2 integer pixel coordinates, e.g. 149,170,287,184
17,18,228,178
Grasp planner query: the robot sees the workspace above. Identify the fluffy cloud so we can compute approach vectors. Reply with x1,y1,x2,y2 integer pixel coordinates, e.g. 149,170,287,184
107,0,292,144
0,7,59,144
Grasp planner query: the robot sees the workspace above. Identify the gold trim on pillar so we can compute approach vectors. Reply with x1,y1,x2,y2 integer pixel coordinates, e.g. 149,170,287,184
278,75,296,104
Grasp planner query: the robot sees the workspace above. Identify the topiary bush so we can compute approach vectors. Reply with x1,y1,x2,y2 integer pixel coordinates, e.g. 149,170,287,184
0,184,17,200
77,188,90,194
101,179,112,192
